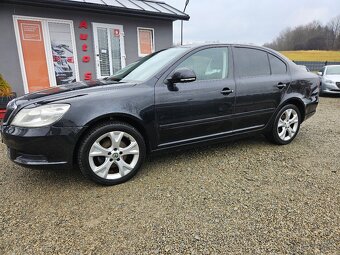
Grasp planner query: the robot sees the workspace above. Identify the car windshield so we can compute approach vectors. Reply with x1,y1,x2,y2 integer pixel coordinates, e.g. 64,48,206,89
119,47,189,83
106,52,158,81
326,66,340,75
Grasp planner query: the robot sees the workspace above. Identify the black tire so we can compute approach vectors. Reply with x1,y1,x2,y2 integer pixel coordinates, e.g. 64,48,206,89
266,104,301,145
77,121,146,185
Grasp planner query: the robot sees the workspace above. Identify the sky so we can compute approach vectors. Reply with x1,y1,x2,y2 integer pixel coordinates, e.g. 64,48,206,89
165,0,340,46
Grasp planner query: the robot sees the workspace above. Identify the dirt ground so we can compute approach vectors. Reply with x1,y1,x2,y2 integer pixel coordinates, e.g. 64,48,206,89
0,97,339,254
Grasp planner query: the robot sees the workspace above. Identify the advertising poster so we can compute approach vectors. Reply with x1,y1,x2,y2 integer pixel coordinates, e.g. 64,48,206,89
48,22,76,85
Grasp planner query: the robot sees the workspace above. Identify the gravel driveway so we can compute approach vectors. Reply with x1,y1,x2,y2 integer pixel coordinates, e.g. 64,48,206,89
0,97,339,254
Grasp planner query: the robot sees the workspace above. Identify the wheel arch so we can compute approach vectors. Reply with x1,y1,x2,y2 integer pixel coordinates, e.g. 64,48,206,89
280,97,306,122
73,113,151,165
265,97,306,132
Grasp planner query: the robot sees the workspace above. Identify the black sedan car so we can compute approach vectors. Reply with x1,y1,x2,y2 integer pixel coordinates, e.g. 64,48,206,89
1,44,319,185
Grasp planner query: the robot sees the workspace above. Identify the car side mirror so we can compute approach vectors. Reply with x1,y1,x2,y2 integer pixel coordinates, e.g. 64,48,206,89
317,72,322,76
168,68,197,84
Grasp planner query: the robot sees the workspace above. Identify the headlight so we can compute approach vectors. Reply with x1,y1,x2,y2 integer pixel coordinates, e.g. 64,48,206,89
325,79,335,84
11,104,70,127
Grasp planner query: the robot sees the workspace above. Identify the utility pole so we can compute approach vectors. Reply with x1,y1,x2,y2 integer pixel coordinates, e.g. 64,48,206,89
180,0,189,45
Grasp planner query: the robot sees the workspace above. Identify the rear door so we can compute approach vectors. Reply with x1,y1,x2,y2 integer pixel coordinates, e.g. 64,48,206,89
155,46,235,147
232,46,290,131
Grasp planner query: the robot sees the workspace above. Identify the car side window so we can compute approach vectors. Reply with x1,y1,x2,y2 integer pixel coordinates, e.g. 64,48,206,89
175,47,229,81
268,54,287,75
234,47,270,77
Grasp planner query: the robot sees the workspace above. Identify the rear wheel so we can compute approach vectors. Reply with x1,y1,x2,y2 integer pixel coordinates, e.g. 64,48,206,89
78,121,146,185
266,104,301,145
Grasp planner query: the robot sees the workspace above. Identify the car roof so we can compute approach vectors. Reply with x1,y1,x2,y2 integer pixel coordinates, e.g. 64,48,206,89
175,43,292,63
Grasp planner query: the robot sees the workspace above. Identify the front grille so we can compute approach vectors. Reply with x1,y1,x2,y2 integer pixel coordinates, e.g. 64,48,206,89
336,82,340,89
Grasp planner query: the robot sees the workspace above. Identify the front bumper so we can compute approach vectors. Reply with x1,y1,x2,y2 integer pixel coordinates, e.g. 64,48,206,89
1,124,82,167
321,82,340,94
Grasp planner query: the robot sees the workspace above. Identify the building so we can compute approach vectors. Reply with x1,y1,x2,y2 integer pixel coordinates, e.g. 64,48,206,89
0,0,189,96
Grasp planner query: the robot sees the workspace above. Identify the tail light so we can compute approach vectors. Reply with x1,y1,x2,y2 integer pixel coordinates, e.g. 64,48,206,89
67,57,74,63
53,55,61,62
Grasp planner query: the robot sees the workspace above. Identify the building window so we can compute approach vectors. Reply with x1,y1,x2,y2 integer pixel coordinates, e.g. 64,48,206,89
137,27,154,57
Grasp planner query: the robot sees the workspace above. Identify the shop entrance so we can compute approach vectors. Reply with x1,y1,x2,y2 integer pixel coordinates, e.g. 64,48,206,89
93,23,126,79
14,16,79,93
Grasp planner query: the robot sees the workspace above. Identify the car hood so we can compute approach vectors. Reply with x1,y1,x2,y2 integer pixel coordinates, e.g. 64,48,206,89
14,79,136,106
324,75,340,81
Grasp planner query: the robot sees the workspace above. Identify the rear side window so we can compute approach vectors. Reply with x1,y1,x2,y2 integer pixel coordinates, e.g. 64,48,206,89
269,54,287,75
234,47,270,77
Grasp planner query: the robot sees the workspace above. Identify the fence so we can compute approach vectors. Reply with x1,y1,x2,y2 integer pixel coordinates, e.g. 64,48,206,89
294,61,340,72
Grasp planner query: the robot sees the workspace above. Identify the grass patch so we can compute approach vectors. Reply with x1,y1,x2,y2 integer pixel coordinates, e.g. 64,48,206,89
280,51,340,62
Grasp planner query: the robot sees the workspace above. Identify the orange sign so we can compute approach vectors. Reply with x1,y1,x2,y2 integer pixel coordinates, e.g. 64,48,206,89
18,20,50,92
139,29,153,55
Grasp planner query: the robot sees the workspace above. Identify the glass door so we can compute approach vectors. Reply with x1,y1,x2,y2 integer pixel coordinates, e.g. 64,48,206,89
93,23,126,79
14,16,79,93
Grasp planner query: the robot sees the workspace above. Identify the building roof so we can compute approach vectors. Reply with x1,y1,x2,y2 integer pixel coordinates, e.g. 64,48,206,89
4,0,190,21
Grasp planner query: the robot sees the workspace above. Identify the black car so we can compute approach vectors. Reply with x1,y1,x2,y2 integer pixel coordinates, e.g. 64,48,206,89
1,44,319,185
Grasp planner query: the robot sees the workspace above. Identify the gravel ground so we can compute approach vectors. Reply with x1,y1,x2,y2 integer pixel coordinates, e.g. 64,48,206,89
0,97,339,255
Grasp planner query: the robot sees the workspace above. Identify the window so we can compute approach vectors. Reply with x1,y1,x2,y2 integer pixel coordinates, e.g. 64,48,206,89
325,66,340,75
234,47,270,77
175,47,229,81
137,28,154,57
269,54,287,75
121,47,188,83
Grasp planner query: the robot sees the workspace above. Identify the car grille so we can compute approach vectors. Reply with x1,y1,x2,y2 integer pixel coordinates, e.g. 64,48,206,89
336,82,340,89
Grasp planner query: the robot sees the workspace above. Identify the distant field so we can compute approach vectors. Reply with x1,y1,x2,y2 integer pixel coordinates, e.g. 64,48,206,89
280,51,340,62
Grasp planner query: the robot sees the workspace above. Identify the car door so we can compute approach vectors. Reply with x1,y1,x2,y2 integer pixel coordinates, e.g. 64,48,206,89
155,46,235,147
232,46,291,131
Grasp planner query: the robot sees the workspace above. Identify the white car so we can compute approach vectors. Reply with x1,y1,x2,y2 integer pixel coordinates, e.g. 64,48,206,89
318,65,340,95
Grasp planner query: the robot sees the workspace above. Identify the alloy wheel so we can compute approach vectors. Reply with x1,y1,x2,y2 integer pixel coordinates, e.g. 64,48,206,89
277,108,299,141
88,131,140,180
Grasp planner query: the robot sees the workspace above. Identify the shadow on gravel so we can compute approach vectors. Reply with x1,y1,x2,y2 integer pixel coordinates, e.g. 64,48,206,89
147,135,267,164
319,94,340,98
13,135,268,186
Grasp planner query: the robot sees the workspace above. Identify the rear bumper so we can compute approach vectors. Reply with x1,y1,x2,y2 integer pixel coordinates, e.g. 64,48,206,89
303,95,319,122
1,125,82,167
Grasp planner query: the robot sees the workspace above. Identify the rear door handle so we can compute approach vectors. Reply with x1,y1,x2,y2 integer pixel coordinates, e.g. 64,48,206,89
221,88,234,95
277,82,287,89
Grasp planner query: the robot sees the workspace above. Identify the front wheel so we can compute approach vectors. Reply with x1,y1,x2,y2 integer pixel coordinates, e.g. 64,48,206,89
77,121,146,185
266,104,301,145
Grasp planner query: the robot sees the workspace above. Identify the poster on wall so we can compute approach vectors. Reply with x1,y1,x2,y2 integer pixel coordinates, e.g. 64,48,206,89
18,19,50,92
138,28,154,56
48,22,76,85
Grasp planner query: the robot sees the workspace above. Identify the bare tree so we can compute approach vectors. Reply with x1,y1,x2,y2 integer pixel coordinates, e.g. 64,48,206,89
264,15,340,50
327,15,340,48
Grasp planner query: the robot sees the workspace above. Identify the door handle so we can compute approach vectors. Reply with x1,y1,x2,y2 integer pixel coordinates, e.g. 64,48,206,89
277,82,287,89
221,88,234,95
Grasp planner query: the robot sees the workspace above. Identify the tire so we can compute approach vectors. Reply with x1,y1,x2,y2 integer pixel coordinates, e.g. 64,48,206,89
77,121,146,185
266,104,301,145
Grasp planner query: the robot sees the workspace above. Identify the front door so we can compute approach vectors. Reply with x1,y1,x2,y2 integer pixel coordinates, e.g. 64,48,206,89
155,47,235,147
93,23,126,78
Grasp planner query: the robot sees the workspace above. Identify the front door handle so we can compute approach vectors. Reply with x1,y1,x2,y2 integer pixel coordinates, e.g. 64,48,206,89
221,88,234,95
277,82,287,89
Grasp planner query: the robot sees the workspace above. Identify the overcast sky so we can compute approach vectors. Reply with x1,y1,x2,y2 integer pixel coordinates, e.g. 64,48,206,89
166,0,340,45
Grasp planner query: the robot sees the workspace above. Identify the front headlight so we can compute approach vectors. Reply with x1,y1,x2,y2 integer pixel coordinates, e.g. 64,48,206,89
11,104,70,127
325,79,335,84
